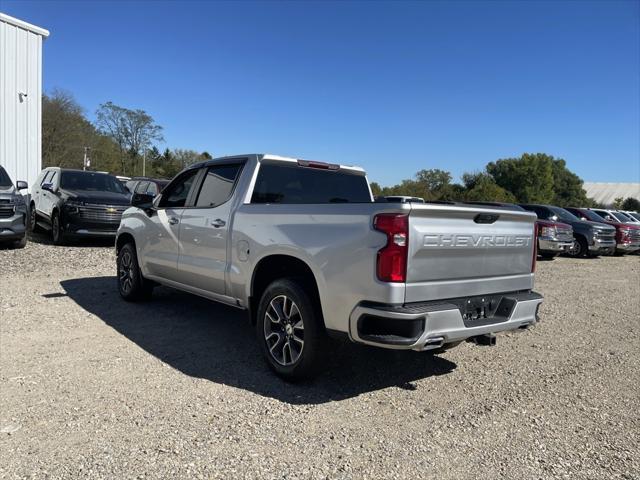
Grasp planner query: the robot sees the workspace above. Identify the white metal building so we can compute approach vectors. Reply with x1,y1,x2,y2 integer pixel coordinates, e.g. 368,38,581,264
584,182,640,207
0,13,49,191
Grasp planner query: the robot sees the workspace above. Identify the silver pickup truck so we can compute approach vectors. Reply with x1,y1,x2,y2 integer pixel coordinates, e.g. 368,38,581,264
116,154,543,380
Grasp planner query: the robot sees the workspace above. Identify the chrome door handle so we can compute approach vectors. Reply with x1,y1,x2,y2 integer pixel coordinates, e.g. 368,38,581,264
168,216,179,225
211,218,226,228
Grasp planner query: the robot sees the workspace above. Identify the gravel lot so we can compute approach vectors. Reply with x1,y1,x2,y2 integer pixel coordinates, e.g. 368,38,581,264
1,235,639,479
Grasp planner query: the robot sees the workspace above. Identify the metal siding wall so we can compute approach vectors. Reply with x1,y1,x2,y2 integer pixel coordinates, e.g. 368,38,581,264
0,19,43,191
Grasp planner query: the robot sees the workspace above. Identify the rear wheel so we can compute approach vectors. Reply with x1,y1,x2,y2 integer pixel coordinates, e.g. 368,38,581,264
256,278,327,381
567,236,588,258
51,211,66,245
117,243,154,301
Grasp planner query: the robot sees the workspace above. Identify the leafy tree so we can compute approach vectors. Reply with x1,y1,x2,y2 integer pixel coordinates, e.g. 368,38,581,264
621,197,640,211
461,172,515,202
369,182,382,196
96,101,164,176
612,197,624,209
550,159,590,206
487,153,555,203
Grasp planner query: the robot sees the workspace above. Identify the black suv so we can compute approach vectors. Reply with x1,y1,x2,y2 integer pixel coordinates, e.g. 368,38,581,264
30,168,131,244
519,204,616,257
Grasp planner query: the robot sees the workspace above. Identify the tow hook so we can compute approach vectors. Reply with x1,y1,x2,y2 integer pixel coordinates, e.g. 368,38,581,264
468,333,497,346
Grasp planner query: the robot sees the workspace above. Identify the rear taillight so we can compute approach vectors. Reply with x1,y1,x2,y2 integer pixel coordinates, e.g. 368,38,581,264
374,213,408,282
532,223,538,273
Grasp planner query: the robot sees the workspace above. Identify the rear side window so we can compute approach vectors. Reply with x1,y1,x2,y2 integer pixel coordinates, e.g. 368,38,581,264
251,163,371,204
195,165,242,207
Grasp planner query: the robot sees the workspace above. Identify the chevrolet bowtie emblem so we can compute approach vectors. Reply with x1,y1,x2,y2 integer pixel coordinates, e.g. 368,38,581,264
106,207,117,213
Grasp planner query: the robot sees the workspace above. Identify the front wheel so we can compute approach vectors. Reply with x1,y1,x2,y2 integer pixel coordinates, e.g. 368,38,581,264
256,278,327,381
117,243,154,301
567,236,588,258
51,211,66,245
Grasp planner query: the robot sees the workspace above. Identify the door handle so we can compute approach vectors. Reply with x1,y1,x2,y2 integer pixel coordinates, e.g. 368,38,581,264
168,216,179,225
211,218,226,228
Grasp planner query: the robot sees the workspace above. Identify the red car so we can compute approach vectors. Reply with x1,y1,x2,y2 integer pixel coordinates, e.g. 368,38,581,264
535,219,575,259
565,207,640,254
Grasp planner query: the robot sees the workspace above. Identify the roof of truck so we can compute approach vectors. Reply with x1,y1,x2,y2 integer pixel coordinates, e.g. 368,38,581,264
189,154,366,174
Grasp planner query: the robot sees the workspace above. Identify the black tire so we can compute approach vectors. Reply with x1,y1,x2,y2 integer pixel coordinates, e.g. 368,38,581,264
567,236,588,258
12,235,27,249
28,203,39,232
51,211,66,245
117,242,154,301
256,278,327,381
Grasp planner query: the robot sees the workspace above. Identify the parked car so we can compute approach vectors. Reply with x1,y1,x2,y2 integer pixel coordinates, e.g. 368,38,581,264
125,177,169,197
0,165,28,248
464,202,574,259
622,211,640,222
30,168,131,245
519,204,616,258
116,154,543,380
565,207,640,254
590,209,640,226
382,196,425,203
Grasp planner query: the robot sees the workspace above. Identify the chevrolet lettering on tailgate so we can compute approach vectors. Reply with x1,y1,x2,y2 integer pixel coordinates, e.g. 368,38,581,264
423,234,532,248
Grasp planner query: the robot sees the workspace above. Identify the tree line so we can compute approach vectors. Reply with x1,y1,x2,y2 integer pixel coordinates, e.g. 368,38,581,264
42,89,639,210
42,89,211,179
371,153,640,210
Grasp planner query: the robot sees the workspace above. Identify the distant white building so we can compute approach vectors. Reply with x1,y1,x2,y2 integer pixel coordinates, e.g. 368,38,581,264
0,13,49,191
583,182,640,207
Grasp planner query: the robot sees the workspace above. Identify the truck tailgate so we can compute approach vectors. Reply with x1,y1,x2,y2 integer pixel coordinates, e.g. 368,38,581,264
405,204,537,303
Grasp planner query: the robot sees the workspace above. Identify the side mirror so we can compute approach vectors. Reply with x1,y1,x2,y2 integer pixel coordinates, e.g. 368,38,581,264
16,180,28,190
550,215,558,221
41,182,54,192
605,215,613,221
131,192,155,210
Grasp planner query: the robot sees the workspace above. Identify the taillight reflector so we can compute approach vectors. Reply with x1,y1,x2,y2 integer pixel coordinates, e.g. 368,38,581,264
374,213,409,282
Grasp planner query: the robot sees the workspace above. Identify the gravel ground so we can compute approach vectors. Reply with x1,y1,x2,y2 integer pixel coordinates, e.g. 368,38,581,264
1,235,639,479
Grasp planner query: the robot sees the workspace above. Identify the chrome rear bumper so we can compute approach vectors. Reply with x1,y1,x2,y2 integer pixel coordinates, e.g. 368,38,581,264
349,291,543,351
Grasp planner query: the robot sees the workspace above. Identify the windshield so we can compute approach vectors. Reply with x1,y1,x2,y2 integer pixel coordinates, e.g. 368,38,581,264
612,211,633,222
549,206,579,222
583,210,606,222
627,212,640,221
61,171,127,194
0,167,13,188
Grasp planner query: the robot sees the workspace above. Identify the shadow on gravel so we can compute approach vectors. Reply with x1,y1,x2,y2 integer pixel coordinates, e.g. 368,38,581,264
28,231,115,248
60,276,457,404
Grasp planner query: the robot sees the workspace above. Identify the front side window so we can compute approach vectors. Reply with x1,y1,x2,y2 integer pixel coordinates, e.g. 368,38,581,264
251,163,372,204
159,169,199,208
195,165,242,208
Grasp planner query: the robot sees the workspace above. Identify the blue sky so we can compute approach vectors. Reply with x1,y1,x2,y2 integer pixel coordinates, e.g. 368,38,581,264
3,0,639,185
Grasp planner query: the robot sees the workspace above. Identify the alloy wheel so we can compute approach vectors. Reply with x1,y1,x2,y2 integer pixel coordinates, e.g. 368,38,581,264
119,250,134,294
568,240,582,257
263,295,305,366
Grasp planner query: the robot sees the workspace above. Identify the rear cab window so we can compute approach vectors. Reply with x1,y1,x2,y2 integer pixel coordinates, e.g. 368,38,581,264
195,165,243,208
251,163,372,204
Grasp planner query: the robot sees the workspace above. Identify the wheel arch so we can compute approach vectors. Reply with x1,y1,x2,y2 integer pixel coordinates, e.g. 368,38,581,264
249,254,325,327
